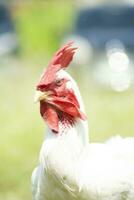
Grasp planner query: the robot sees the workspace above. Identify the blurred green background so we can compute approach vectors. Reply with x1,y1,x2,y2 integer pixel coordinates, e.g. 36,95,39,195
0,1,134,200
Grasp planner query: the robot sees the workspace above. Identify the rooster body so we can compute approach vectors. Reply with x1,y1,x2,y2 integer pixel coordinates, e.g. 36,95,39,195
32,43,134,200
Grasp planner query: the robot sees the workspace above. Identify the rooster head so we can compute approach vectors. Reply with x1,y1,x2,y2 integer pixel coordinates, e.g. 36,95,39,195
35,42,86,133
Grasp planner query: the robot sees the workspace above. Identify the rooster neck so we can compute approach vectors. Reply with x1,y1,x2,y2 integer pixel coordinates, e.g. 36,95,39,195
45,70,89,145
45,116,88,146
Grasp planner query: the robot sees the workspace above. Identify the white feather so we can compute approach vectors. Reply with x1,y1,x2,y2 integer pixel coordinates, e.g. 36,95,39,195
32,70,134,200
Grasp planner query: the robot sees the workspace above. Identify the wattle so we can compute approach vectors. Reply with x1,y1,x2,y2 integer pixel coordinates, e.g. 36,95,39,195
40,102,59,133
40,97,86,133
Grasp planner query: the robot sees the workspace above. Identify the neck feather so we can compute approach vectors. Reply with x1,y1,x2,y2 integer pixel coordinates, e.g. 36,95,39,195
45,71,89,145
45,118,88,146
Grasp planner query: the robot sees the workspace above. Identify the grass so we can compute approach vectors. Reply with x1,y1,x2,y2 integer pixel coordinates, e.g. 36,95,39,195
0,59,134,199
0,61,43,200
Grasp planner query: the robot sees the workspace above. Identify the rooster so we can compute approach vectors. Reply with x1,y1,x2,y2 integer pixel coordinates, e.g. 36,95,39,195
32,42,134,200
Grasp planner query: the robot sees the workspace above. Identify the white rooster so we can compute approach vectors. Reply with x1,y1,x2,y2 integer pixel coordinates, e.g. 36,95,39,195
32,42,134,200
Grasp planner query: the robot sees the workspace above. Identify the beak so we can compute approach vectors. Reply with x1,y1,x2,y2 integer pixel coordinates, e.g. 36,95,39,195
34,90,50,103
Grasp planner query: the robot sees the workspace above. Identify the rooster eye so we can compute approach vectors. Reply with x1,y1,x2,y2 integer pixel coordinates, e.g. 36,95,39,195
55,79,64,86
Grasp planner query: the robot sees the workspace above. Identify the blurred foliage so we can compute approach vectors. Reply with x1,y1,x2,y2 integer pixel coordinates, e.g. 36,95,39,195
14,1,74,58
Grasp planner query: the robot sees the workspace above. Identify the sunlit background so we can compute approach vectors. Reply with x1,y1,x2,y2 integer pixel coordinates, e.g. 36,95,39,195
0,0,134,199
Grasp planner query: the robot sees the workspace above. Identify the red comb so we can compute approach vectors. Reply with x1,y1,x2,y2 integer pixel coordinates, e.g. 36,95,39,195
49,41,77,67
37,42,77,89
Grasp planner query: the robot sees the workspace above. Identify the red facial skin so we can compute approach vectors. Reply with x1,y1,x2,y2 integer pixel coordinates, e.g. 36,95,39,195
36,42,86,133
